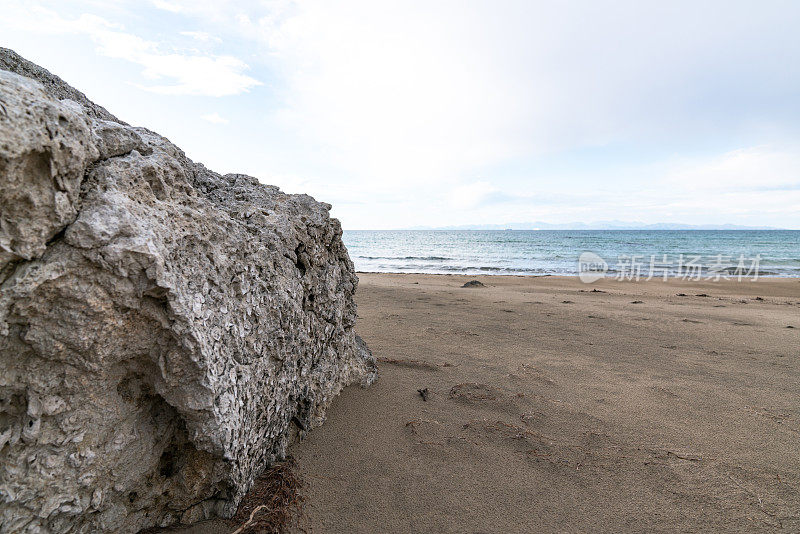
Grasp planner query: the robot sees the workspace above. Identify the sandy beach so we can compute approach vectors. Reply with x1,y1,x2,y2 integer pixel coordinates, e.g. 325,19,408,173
171,272,800,533
289,273,800,533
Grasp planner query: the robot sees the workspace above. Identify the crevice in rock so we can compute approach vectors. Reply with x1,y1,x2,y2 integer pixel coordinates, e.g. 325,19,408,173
116,369,231,525
293,243,307,277
44,226,66,248
0,257,22,285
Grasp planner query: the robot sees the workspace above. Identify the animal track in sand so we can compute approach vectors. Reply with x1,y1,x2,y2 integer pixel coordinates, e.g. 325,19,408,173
447,382,531,418
461,418,553,454
508,363,556,386
449,383,502,401
650,385,680,398
404,419,452,446
377,357,440,372
448,328,479,337
744,406,800,433
520,410,548,426
405,418,441,435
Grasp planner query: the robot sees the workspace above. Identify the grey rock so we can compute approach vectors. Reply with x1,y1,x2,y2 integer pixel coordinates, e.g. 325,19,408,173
0,73,99,276
0,51,376,534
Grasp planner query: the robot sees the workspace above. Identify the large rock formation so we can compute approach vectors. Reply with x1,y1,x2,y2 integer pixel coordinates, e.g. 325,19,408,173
0,49,376,533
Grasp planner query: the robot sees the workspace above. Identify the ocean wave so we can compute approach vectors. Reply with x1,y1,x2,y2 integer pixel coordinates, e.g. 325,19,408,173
345,230,800,277
359,255,452,261
361,263,563,275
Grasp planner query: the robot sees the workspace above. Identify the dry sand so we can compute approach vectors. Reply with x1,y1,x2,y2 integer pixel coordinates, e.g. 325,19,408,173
182,273,800,533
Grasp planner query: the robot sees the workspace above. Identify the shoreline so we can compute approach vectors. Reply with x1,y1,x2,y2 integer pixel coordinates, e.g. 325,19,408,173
356,270,800,278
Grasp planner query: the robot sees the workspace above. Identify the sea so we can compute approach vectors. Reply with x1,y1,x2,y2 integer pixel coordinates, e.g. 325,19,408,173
343,230,800,278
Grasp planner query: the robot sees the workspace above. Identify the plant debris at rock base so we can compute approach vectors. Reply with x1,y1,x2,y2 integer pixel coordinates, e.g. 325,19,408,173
231,457,306,534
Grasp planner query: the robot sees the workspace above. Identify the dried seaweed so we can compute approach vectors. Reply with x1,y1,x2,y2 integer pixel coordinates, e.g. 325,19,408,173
231,457,306,534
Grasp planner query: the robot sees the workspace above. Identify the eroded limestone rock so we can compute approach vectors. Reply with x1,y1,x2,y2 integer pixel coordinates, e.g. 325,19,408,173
0,50,376,534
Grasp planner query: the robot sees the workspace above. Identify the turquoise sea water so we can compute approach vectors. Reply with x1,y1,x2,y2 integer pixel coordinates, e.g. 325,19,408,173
343,230,800,278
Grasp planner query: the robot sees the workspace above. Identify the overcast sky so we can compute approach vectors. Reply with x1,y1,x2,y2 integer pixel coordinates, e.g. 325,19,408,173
3,1,799,229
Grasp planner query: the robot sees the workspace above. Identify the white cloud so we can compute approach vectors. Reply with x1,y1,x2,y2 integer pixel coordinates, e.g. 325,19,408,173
201,112,229,124
180,31,221,43
132,54,258,96
147,1,798,190
151,0,183,13
429,146,800,227
4,1,799,228
3,3,260,97
665,146,800,191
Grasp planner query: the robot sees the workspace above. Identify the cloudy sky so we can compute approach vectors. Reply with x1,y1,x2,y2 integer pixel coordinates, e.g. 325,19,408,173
3,1,799,229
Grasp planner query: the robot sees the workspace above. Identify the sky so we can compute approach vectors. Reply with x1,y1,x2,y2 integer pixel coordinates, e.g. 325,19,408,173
2,0,799,229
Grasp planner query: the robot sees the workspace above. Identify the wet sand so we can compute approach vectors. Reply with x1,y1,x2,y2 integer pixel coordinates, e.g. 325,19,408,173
290,273,800,532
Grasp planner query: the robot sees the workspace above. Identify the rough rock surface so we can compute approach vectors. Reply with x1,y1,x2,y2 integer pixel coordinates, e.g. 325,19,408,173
0,50,376,534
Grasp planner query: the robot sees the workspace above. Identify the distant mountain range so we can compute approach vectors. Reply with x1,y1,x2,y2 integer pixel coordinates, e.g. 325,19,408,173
404,221,785,230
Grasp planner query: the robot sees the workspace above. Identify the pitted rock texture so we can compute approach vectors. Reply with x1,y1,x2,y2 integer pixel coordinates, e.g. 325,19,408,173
0,51,376,534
